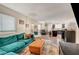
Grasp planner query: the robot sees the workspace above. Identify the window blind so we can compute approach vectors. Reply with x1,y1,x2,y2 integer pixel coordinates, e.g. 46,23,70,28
0,13,16,31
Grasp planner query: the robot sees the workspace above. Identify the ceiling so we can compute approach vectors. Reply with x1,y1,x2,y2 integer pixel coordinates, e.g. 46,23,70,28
1,3,75,23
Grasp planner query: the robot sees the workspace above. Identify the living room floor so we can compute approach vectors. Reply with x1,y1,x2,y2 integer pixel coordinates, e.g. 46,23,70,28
20,35,59,55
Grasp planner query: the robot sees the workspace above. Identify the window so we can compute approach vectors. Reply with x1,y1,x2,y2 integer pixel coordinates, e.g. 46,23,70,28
0,14,16,32
55,24,62,29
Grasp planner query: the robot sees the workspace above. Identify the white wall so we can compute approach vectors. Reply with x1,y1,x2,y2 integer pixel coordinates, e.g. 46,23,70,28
0,5,27,35
0,5,38,36
75,28,79,44
25,16,38,34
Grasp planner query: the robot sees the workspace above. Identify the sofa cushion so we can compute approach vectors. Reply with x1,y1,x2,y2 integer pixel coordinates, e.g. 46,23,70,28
16,33,24,40
19,38,33,44
0,49,7,55
0,35,17,47
5,52,17,55
0,41,25,52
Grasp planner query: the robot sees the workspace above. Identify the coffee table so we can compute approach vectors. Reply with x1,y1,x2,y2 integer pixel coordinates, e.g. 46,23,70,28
29,39,45,55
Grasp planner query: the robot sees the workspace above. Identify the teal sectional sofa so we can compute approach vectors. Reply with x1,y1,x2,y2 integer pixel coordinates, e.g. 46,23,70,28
0,33,34,55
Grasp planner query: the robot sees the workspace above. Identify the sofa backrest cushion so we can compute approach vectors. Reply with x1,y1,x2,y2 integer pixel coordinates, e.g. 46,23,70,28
16,33,24,40
0,35,17,47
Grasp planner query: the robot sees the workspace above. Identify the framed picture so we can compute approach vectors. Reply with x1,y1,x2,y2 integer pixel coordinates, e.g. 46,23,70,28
19,19,24,24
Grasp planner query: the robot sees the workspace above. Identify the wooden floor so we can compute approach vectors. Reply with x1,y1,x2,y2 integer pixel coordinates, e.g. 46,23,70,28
20,35,59,55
